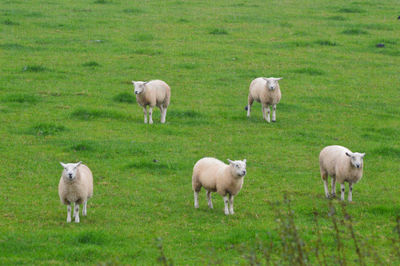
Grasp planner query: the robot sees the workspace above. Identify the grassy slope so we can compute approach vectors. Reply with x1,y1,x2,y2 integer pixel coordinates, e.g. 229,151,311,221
0,0,399,264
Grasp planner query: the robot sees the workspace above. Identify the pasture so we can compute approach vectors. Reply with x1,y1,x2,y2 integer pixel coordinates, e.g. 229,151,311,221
0,0,399,264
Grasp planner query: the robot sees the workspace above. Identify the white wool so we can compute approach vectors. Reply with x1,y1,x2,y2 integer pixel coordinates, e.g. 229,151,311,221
192,157,247,215
246,77,283,123
319,145,365,202
58,162,93,223
132,79,171,124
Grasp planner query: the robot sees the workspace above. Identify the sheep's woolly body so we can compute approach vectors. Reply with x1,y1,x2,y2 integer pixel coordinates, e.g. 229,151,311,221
58,163,93,223
319,145,364,201
192,157,246,215
192,158,243,196
59,165,93,205
133,79,171,124
247,77,282,122
135,80,171,109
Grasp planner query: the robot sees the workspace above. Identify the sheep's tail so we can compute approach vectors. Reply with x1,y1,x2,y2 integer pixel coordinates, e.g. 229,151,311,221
244,105,248,111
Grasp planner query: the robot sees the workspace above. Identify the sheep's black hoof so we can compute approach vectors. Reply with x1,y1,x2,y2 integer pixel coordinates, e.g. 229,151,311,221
272,120,276,122
244,105,248,111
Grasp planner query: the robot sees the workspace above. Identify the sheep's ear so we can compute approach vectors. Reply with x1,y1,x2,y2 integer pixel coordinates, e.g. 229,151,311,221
243,159,247,163
345,152,352,157
227,159,233,164
60,162,66,168
361,153,366,158
76,161,82,167
275,77,283,81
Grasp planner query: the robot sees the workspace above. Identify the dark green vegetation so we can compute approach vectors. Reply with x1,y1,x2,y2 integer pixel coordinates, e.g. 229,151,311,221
0,0,399,264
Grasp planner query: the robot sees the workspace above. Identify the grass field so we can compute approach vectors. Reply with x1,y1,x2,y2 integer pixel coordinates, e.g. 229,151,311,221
1,0,399,264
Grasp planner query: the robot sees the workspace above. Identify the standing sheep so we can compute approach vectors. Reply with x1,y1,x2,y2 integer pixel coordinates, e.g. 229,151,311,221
246,77,283,122
319,145,365,202
192,157,247,215
58,161,93,223
132,80,171,124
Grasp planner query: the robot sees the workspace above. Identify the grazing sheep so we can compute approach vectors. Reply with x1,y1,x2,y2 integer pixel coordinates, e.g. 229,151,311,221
192,157,247,215
319,145,365,202
246,77,283,122
58,162,93,223
132,80,171,124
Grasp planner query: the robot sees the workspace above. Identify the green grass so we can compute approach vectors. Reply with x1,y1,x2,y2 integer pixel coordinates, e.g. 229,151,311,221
0,0,400,264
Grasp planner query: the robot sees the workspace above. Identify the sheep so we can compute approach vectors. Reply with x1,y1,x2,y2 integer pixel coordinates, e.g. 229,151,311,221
58,161,93,223
246,77,283,122
132,80,171,124
192,157,247,215
319,145,365,202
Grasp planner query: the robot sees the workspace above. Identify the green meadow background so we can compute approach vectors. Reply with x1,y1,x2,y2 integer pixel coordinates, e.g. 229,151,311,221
0,0,399,264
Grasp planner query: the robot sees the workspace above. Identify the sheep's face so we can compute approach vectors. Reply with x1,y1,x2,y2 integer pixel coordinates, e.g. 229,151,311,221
264,77,283,91
227,159,247,178
132,81,146,95
345,152,365,169
60,162,82,181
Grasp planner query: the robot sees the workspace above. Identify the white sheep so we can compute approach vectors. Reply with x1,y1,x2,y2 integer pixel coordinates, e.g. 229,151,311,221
246,77,283,122
58,161,93,223
132,80,171,124
319,145,365,202
192,157,247,215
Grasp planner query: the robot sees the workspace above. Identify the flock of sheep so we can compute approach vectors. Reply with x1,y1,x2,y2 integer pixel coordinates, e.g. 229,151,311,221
58,77,365,222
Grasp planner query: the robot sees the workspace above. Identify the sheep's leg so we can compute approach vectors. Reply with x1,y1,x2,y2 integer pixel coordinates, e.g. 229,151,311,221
206,190,213,209
82,200,87,216
272,104,277,122
323,179,329,198
67,204,72,223
73,202,77,218
348,183,353,202
160,106,167,123
143,106,148,124
148,107,153,124
223,196,229,215
262,105,271,123
74,204,80,223
194,191,199,208
229,194,234,214
331,177,336,197
340,183,345,201
247,97,254,117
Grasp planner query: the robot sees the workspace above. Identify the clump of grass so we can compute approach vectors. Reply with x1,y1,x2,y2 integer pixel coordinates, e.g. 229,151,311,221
2,94,38,104
28,123,66,136
338,7,365,13
134,34,154,41
123,8,143,14
3,19,19,25
176,63,197,70
132,48,162,56
23,65,47,72
177,18,189,23
70,108,127,120
292,67,324,76
94,0,108,4
82,61,100,67
113,92,136,103
0,43,25,50
76,231,106,245
342,29,368,35
328,15,346,21
71,142,95,152
315,40,338,46
167,110,202,118
209,28,228,35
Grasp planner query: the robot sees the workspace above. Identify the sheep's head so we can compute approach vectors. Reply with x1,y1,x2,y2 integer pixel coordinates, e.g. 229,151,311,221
263,77,283,91
132,81,146,95
60,161,82,181
227,159,247,178
345,152,365,169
